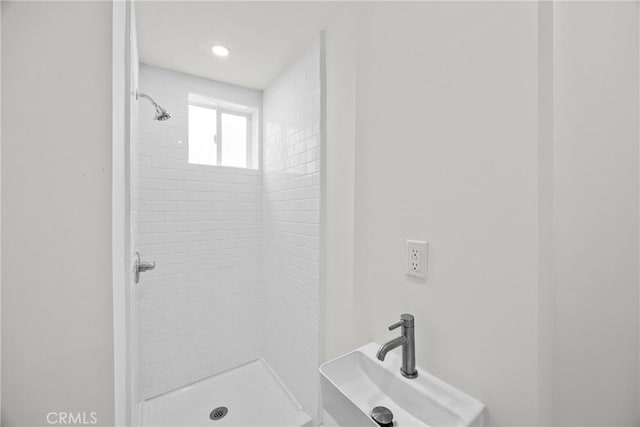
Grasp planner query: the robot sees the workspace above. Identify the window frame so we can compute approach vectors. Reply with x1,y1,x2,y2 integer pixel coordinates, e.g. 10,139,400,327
188,100,253,169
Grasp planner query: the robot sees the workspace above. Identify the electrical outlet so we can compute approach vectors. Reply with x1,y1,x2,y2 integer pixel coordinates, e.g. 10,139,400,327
406,240,428,279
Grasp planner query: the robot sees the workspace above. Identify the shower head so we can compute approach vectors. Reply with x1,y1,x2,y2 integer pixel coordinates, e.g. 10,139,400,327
155,107,171,121
137,91,171,121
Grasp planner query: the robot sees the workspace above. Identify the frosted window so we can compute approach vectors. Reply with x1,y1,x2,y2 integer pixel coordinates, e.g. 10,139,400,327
188,105,217,165
221,113,248,168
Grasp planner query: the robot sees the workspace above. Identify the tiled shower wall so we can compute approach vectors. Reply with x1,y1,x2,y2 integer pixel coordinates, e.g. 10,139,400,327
134,65,263,400
133,40,322,417
262,38,322,419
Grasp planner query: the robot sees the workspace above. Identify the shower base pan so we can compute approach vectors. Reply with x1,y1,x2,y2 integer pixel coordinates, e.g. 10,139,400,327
138,359,312,427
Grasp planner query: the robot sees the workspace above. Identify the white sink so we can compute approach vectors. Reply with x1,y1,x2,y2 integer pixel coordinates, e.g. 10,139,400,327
319,343,485,427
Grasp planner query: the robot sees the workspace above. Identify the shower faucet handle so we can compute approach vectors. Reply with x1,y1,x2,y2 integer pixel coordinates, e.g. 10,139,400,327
134,252,156,283
138,260,156,272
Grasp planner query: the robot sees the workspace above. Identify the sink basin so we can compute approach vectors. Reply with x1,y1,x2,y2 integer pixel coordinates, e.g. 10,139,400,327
319,343,484,427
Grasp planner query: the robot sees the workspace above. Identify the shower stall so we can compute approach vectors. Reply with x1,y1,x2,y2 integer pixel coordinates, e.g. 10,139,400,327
114,3,325,425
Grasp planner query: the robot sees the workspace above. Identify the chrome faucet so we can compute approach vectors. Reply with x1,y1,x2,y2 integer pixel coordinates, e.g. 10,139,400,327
376,313,418,379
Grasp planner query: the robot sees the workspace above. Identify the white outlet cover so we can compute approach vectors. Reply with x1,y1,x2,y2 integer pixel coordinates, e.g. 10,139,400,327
406,240,428,279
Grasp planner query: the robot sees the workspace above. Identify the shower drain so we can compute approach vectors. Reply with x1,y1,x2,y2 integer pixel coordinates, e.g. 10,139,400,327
209,407,228,421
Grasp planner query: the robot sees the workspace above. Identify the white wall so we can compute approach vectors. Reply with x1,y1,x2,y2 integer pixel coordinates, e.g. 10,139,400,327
127,3,140,421
0,1,3,420
351,3,540,425
324,4,357,361
552,3,639,425
134,65,263,400
1,1,114,425
263,38,322,421
324,2,640,425
536,2,554,424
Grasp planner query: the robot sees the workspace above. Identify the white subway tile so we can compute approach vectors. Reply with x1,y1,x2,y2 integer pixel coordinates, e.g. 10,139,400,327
262,38,321,420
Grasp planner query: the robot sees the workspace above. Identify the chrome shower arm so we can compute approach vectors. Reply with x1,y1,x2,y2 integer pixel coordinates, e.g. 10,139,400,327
137,91,160,108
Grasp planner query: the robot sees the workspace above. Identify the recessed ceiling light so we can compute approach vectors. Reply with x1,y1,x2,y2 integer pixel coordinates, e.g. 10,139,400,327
211,45,230,57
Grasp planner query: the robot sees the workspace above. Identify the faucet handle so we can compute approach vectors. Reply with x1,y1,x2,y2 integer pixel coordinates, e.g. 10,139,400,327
388,320,403,331
388,313,415,330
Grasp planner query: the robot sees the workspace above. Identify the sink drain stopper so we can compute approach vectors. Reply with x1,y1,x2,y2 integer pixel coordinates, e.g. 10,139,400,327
371,406,394,427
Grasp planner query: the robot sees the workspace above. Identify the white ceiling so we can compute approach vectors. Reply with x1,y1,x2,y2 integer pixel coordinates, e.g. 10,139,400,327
136,1,346,90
